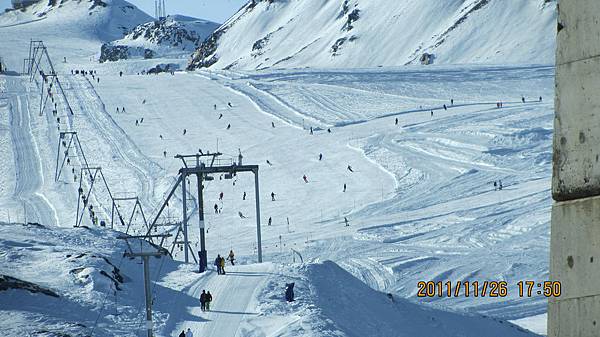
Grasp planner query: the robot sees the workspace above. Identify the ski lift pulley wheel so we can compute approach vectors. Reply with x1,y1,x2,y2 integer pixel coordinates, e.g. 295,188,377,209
224,173,233,180
204,175,215,181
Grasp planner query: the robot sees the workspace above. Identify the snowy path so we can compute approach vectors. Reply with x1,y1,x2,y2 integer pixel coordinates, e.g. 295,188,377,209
7,77,57,226
177,263,273,337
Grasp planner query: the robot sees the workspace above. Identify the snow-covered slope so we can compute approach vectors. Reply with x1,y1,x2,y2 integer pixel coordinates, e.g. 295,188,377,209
189,0,557,70
0,0,152,68
245,261,540,337
99,15,219,62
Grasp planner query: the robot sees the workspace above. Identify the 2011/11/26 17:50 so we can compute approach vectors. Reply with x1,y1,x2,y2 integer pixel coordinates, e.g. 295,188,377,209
416,280,562,298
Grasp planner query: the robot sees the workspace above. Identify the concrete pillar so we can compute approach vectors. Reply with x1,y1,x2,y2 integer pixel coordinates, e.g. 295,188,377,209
550,2,600,336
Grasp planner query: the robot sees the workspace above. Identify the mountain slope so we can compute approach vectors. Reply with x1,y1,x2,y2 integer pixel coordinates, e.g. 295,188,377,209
189,0,556,70
99,15,219,62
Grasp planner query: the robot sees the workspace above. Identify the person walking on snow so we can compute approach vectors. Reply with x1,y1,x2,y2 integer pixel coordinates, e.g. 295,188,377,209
116,107,120,113
219,192,224,200
206,291,213,311
268,217,272,226
272,121,275,128
220,255,226,274
271,192,276,201
343,183,347,192
522,96,525,103
228,250,235,265
215,255,222,274
179,330,186,337
214,104,217,110
451,99,454,105
319,153,323,161
200,290,207,311
303,175,308,183
395,118,398,125
183,129,187,135
310,126,313,135
186,328,193,337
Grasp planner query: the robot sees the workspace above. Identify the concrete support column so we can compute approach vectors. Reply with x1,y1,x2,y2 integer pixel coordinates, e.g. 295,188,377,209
550,2,600,336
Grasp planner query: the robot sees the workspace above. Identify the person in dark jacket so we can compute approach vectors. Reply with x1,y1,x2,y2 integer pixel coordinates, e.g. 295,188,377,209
179,330,186,337
200,290,207,311
206,291,213,311
285,283,295,302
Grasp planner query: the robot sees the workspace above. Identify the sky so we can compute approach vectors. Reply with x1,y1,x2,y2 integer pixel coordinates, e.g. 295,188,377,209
0,0,248,23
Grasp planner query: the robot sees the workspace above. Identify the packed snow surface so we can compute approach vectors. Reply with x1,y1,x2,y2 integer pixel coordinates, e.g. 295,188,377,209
0,1,553,336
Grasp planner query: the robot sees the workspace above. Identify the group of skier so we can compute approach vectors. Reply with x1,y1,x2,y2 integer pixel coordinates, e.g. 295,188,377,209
214,250,235,275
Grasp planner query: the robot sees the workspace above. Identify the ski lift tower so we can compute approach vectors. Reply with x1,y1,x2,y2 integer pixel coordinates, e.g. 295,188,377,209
147,151,263,272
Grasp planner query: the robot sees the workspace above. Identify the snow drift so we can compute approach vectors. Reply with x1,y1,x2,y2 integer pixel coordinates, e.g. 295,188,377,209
188,0,557,70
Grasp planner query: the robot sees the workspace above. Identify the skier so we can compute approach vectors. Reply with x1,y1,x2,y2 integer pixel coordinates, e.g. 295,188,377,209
443,104,447,111
319,153,323,161
499,180,503,190
219,113,223,119
310,126,313,135
135,120,139,126
215,255,222,274
206,291,213,311
228,102,233,108
140,118,144,123
539,96,543,102
243,191,246,200
271,192,276,201
97,77,99,83
327,128,331,133
238,211,246,219
159,134,163,140
122,107,125,113
179,330,186,337
119,71,123,77
228,250,235,265
395,117,398,125
268,217,272,226
344,217,349,227
343,183,346,192
272,121,275,128
214,104,217,110
200,290,207,312
219,192,224,200
303,175,308,183
451,99,454,105
226,124,231,130
214,203,219,214
493,181,497,191
163,150,167,157
186,328,193,337
266,160,273,166
347,165,354,172
220,256,226,274
183,129,187,135
521,96,525,103
116,107,120,113
431,110,434,117
142,99,146,104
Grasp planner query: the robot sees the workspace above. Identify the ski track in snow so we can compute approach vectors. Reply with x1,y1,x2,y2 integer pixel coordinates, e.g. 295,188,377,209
7,77,58,227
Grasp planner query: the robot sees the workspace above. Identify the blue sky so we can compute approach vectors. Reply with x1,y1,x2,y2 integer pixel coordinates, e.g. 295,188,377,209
0,0,248,23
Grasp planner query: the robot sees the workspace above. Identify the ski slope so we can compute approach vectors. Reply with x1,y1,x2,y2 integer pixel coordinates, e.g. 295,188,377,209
0,2,553,336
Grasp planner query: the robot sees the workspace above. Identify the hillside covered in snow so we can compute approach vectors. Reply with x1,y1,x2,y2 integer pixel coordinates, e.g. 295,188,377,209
189,0,557,70
100,15,219,62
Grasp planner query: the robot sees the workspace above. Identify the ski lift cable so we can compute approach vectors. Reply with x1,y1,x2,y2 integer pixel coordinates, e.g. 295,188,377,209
88,252,127,336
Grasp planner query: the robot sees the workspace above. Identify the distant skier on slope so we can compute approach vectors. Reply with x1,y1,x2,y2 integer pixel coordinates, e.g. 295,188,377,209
228,102,233,108
310,126,313,135
443,104,447,111
238,211,247,219
266,160,273,166
344,217,349,227
219,113,223,119
268,217,272,226
343,183,346,192
183,129,187,135
226,124,231,130
272,121,275,128
271,192,276,201
347,165,354,172
521,96,525,103
219,192,224,200
303,175,308,183
395,118,398,125
214,104,217,110
214,203,219,214
243,191,246,200
319,153,323,161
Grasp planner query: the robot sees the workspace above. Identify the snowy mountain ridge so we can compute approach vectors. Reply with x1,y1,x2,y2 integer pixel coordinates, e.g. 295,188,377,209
189,0,557,70
99,15,219,62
